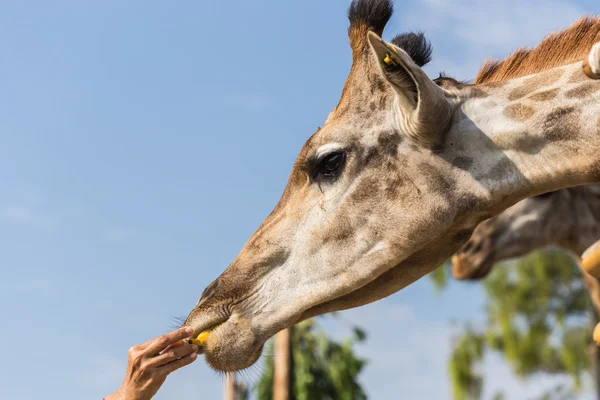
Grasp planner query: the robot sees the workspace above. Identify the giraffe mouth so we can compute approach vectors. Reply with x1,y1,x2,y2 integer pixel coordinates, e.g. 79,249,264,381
183,309,230,352
451,253,494,281
467,258,494,280
186,322,225,351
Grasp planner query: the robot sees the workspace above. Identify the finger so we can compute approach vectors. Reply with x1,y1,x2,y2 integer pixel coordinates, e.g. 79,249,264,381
148,344,198,368
144,327,194,356
162,339,186,353
158,352,198,376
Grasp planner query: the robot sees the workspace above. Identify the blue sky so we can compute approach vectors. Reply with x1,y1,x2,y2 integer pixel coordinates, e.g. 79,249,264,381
1,1,599,399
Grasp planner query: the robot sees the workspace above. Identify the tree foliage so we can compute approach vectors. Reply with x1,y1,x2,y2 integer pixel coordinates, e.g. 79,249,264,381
448,328,484,400
256,318,368,400
431,248,595,399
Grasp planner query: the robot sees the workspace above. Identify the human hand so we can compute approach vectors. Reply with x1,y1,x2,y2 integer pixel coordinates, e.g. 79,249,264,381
106,327,198,400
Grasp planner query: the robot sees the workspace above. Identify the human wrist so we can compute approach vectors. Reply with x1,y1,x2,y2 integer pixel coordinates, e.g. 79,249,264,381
105,386,129,400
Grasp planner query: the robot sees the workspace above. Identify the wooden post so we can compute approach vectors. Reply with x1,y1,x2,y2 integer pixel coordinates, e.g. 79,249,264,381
273,327,292,400
224,372,235,400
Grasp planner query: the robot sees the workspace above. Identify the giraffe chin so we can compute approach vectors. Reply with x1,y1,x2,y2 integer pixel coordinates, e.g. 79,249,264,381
201,315,264,372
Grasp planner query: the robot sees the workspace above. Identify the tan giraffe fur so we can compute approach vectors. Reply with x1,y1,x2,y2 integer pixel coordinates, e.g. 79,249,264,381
182,0,600,372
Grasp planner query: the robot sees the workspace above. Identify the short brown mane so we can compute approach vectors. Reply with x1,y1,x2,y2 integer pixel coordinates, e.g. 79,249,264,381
475,16,600,84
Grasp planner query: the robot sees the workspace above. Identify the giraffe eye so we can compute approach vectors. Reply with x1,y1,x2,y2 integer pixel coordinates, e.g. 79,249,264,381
314,152,347,180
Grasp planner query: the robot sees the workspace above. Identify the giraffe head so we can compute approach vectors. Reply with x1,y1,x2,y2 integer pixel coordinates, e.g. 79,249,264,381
182,0,600,372
182,0,462,371
452,191,568,280
452,185,600,281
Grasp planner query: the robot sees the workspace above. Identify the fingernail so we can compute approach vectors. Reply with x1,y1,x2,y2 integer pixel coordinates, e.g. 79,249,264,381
184,327,193,334
190,353,197,359
191,344,198,352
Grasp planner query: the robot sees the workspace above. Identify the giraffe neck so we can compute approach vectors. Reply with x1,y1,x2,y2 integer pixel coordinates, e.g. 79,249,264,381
449,62,600,212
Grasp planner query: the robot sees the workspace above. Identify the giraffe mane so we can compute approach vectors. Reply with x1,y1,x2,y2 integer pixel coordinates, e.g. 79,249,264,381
475,16,600,84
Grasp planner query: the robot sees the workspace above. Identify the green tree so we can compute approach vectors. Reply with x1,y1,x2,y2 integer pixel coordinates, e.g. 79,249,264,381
256,318,368,400
431,248,596,399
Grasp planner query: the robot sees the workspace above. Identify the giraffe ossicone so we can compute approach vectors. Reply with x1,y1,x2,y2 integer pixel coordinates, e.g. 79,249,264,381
182,0,600,372
584,42,600,79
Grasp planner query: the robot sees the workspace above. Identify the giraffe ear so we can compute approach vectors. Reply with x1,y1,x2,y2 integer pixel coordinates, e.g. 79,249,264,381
368,32,452,148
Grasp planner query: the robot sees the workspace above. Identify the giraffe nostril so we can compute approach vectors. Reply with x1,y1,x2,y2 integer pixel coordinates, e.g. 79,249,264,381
199,279,220,304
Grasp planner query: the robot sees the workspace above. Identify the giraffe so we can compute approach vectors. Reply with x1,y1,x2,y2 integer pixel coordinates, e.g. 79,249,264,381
450,186,600,396
182,0,600,372
452,184,600,286
451,184,600,315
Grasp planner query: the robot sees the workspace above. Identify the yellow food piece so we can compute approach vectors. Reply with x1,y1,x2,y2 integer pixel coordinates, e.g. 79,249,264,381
190,331,211,346
582,241,600,278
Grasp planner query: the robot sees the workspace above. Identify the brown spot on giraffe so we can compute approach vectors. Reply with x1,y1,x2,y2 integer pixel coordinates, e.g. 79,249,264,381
418,162,454,193
482,80,509,89
488,158,514,181
529,88,559,101
458,194,480,213
350,177,379,203
524,68,564,87
543,106,581,142
384,175,404,199
362,131,402,168
508,69,564,101
377,130,402,155
565,82,600,99
363,146,385,167
504,103,535,121
569,68,591,83
452,156,474,171
431,204,452,223
469,88,489,98
508,87,531,102
321,216,355,245
510,133,546,155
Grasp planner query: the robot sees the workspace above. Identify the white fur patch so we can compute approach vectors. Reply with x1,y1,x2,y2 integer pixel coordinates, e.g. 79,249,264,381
315,143,345,159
